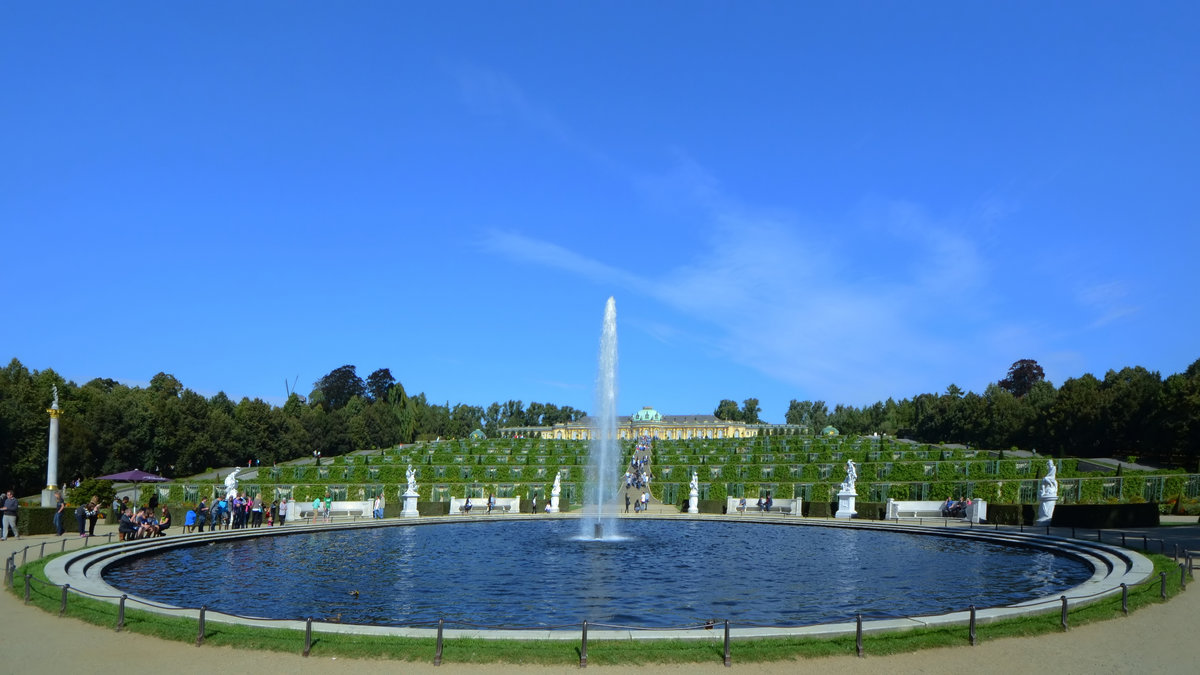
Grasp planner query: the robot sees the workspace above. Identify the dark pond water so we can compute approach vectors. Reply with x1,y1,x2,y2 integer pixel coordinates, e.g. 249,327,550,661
103,519,1092,628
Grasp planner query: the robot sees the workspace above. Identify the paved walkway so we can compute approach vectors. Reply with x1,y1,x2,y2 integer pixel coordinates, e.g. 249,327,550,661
4,518,1198,674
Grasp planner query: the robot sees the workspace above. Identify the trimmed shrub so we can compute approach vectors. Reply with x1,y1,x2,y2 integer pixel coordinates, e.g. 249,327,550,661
1051,503,1160,528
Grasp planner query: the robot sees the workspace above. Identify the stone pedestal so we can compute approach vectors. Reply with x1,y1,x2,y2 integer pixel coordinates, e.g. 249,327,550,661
687,489,699,514
1035,494,1057,526
547,494,560,513
401,491,420,518
836,489,857,519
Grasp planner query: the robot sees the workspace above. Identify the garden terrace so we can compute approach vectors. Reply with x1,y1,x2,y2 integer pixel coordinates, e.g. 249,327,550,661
136,436,1200,518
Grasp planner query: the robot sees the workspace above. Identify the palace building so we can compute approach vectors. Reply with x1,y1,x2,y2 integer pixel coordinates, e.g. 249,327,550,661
500,406,808,441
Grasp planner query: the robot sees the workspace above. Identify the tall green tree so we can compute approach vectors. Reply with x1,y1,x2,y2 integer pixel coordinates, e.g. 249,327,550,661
714,399,741,421
740,398,761,424
311,365,366,410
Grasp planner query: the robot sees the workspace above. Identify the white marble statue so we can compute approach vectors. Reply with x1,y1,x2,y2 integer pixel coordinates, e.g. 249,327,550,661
687,470,700,514
841,459,857,492
1040,459,1058,498
1036,459,1059,525
224,468,241,499
548,472,562,513
52,384,59,408
406,463,418,495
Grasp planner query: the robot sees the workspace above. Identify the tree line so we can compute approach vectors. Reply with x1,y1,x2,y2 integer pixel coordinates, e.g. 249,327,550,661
0,360,583,497
4,356,1197,498
759,359,1197,468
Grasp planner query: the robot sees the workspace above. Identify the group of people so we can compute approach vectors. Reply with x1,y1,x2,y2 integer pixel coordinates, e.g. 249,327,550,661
623,436,654,491
117,504,171,540
625,490,650,513
942,497,973,518
186,494,286,532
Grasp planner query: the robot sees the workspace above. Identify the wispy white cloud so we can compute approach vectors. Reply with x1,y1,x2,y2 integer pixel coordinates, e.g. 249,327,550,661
1078,281,1139,328
464,70,1005,402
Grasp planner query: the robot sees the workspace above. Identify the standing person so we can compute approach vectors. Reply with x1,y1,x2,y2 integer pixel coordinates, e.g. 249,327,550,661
53,491,66,536
277,498,287,526
1,490,21,540
195,498,209,533
372,495,381,519
487,493,495,514
312,496,321,524
324,495,332,523
641,491,649,513
625,493,631,513
86,496,100,536
251,494,263,527
74,501,89,536
531,494,537,514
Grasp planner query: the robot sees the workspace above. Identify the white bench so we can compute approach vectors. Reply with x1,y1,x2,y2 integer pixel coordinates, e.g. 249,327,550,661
726,497,802,515
886,498,987,523
449,496,522,514
293,500,372,521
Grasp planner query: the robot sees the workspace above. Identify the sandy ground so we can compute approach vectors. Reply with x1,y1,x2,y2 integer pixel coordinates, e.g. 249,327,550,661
4,523,1198,675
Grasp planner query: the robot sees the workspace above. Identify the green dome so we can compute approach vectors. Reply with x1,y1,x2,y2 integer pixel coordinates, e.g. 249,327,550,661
631,407,663,422
821,425,840,437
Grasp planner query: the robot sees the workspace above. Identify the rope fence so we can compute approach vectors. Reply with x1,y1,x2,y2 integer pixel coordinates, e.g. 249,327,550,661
6,526,1196,667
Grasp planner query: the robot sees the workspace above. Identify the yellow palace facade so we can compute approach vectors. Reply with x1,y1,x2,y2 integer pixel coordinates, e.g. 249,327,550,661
500,406,808,441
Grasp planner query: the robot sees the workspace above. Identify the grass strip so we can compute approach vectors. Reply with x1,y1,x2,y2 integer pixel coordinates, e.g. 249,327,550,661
8,552,1192,665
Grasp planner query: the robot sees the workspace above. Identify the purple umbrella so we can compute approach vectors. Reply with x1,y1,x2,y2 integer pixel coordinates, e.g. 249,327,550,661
96,469,170,484
96,469,170,506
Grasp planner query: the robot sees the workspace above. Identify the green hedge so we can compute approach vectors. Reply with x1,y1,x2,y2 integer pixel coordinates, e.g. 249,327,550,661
1051,503,1161,528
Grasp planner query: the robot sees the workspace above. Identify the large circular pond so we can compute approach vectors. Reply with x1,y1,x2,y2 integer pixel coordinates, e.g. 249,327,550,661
104,519,1092,627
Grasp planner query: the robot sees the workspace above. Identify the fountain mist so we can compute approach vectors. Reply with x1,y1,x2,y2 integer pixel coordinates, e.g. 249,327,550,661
584,296,619,539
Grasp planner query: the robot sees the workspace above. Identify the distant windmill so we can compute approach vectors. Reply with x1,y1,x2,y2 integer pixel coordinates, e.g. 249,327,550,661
284,375,304,403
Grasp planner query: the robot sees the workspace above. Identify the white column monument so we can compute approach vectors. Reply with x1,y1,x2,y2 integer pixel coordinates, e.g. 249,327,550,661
835,458,858,519
401,464,420,517
547,473,562,513
41,385,61,507
687,470,700,514
1035,459,1058,526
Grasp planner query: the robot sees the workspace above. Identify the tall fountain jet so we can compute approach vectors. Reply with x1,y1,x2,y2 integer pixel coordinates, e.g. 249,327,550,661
584,296,619,539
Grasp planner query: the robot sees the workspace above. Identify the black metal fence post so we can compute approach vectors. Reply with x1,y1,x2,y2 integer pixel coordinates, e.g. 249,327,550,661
1143,535,1148,550
856,614,863,657
40,542,46,558
723,619,731,667
303,617,312,656
1059,596,1068,630
1181,563,1188,591
580,620,588,668
969,605,977,645
1120,583,1128,615
197,606,206,646
116,595,126,631
59,584,69,616
434,618,444,666
21,548,27,566
24,574,31,604
1160,572,1167,599
60,539,66,552
1121,533,1126,547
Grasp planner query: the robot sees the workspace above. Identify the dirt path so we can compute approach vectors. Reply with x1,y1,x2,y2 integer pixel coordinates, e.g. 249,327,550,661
5,527,1197,674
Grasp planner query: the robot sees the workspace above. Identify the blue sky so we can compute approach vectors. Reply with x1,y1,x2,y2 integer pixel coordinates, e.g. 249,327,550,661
2,2,1197,423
